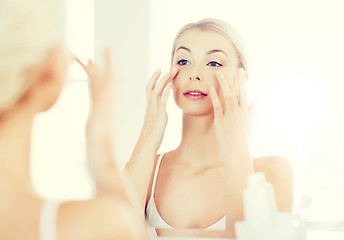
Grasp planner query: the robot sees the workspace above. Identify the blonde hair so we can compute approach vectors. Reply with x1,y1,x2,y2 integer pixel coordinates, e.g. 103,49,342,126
0,0,61,112
171,18,248,71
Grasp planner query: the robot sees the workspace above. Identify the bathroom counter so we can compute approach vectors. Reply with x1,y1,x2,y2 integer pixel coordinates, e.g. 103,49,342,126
156,231,344,240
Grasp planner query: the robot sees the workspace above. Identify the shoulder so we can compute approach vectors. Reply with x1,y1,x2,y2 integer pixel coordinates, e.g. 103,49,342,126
145,151,174,206
252,155,293,189
253,155,294,211
0,189,42,240
253,155,292,174
58,193,147,240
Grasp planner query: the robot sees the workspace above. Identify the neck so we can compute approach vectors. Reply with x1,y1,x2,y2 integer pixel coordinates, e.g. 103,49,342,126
176,113,224,167
0,108,34,189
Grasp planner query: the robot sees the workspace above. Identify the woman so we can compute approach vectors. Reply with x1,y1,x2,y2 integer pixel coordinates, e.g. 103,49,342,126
124,18,294,238
0,0,148,239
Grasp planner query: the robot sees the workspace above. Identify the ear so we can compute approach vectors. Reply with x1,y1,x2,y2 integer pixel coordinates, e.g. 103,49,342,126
28,43,67,112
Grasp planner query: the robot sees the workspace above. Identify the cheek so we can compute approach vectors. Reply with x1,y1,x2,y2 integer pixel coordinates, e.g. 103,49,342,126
172,68,188,90
201,71,221,97
172,75,182,101
174,67,188,80
203,71,218,86
209,68,236,103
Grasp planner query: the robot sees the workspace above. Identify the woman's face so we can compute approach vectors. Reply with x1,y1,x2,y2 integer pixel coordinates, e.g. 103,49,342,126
171,29,240,116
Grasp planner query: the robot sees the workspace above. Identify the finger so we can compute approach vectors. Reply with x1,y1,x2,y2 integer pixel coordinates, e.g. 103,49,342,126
105,48,115,78
160,83,172,112
103,50,116,96
85,59,98,80
229,81,239,110
153,71,171,98
147,69,161,90
146,68,161,102
75,57,88,72
161,67,179,88
75,57,99,83
87,59,95,68
209,86,224,119
238,68,248,109
104,49,116,92
216,71,233,113
170,67,179,80
151,73,170,112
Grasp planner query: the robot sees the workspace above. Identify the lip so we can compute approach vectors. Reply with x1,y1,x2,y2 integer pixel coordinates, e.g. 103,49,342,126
183,89,208,100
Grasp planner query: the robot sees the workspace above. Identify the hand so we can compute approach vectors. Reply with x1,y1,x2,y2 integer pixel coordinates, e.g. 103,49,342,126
209,68,255,157
75,49,115,132
138,68,179,151
76,50,118,190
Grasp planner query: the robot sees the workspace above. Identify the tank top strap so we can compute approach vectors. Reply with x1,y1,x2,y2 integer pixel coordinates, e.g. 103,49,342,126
40,199,61,240
150,153,165,199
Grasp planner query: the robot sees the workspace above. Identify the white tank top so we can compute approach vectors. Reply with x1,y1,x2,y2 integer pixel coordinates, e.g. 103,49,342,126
40,199,61,240
146,153,226,231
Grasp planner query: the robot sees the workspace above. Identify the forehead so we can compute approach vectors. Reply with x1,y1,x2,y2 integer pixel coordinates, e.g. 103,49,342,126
174,28,235,56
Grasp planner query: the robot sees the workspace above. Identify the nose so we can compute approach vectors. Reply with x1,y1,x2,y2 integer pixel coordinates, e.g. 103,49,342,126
189,65,202,81
190,76,201,81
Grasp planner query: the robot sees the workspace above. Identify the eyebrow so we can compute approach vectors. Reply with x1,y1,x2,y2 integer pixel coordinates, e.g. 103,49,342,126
176,46,191,53
175,46,228,57
206,49,228,56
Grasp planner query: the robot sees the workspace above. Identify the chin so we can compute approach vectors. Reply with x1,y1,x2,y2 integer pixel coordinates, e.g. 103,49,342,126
178,104,214,117
174,95,215,117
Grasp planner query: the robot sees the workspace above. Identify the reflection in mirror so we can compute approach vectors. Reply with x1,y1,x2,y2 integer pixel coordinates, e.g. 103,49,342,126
125,17,293,239
148,0,344,236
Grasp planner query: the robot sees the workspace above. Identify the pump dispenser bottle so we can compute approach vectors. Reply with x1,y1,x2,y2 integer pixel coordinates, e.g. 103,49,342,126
235,172,307,240
243,172,277,226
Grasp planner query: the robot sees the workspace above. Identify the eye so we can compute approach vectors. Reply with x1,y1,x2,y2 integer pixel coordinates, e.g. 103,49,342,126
177,59,190,66
207,61,222,67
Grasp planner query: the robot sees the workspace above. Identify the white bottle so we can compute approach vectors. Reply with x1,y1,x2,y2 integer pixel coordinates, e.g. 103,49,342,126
235,172,307,240
243,172,277,226
235,172,277,240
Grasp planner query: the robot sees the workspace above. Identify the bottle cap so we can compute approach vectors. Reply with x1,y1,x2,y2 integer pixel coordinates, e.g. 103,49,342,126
247,172,266,187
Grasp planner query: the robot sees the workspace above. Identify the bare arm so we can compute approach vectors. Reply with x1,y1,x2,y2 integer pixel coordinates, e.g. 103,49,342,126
58,51,151,239
76,51,133,203
124,68,179,211
210,69,254,237
124,142,158,210
57,193,150,240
